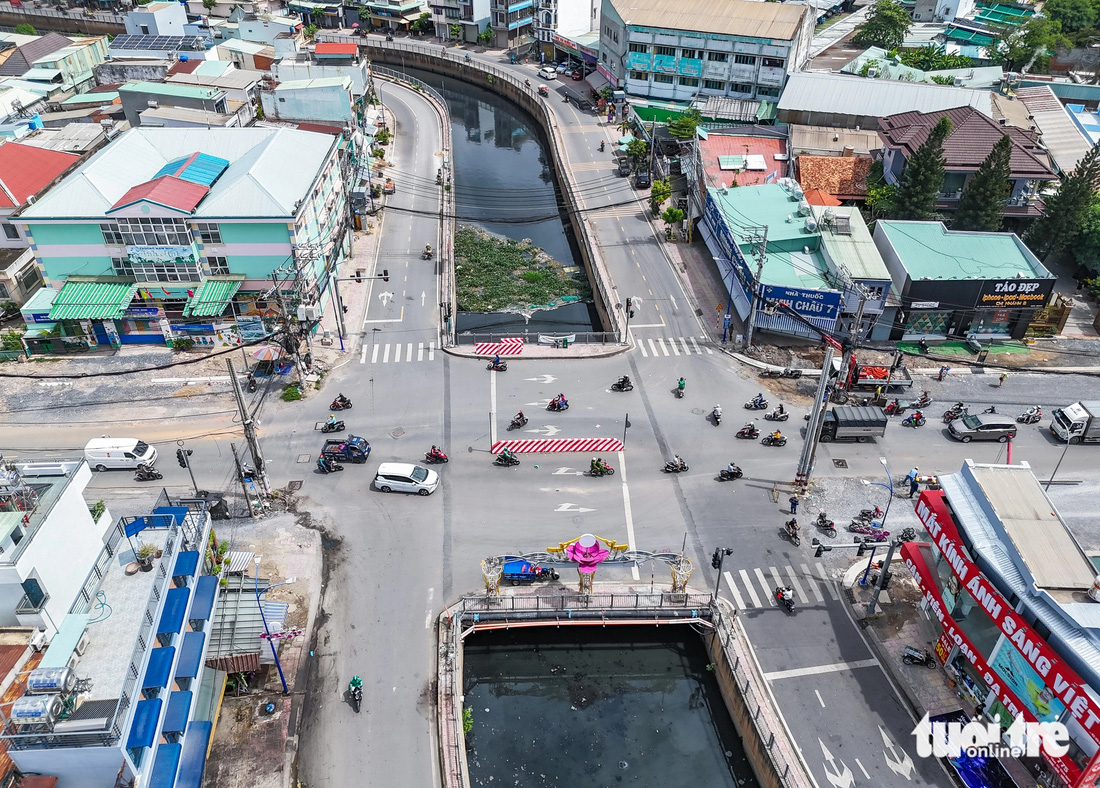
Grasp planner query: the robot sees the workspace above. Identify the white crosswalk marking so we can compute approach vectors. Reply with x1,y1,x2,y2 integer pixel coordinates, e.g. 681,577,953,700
723,571,745,610
723,564,836,609
656,338,669,356
817,562,839,600
406,343,413,362
647,338,658,356
632,336,713,359
417,342,424,361
689,336,702,354
680,337,691,355
801,564,825,603
429,342,435,361
669,338,680,356
785,566,809,604
382,344,391,363
739,570,761,607
754,568,775,606
360,342,441,365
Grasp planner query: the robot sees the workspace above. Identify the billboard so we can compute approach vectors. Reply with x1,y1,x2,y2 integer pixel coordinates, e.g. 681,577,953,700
989,641,1066,724
976,278,1054,310
761,283,842,323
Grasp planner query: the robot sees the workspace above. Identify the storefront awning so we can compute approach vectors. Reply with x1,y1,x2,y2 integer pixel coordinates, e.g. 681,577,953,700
585,70,609,92
49,280,137,320
183,276,243,317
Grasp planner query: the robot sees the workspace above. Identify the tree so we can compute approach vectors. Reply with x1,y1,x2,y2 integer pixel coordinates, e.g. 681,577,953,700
987,18,1068,73
449,24,462,39
410,12,431,34
650,178,672,214
1070,196,1100,273
13,23,35,34
477,27,493,45
891,116,952,221
953,134,1013,232
667,109,701,140
625,138,648,161
897,45,972,71
1043,0,1096,33
853,0,912,51
661,207,685,239
1026,141,1100,257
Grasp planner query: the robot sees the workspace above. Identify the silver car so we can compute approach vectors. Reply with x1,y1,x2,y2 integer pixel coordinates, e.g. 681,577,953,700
949,414,1017,443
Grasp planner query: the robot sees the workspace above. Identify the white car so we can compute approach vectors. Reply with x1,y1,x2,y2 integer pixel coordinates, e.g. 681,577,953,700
374,462,440,496
556,63,571,73
537,67,557,80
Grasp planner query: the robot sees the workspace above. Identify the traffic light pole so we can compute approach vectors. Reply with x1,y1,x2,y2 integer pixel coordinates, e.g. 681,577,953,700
711,547,733,600
227,358,270,495
175,441,199,497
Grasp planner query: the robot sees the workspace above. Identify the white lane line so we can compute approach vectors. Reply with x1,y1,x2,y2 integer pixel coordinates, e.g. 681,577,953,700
406,343,413,362
429,342,435,361
656,338,669,356
360,345,367,364
647,338,658,356
754,568,775,606
639,340,649,357
739,570,761,607
618,450,639,581
382,344,391,363
817,562,839,600
689,336,702,354
417,342,424,361
769,566,785,598
372,343,380,364
668,338,680,356
680,337,691,355
855,759,870,780
629,322,666,328
703,341,713,355
425,587,434,629
785,566,809,604
764,658,880,681
489,368,498,447
723,571,745,610
393,343,401,363
814,689,826,708
801,564,825,603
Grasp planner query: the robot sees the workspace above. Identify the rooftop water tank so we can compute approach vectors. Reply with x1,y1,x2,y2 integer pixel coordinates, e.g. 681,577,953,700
11,695,61,725
27,667,75,695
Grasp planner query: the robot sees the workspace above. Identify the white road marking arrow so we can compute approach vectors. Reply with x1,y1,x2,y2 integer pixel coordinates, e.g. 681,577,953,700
523,375,557,384
552,467,584,476
820,740,855,788
555,503,596,513
421,291,426,306
379,291,395,306
526,400,552,407
526,426,561,436
880,726,915,780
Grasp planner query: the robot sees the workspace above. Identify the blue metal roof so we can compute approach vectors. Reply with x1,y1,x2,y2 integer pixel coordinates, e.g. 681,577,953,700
176,631,206,679
155,153,230,187
177,721,213,788
126,697,163,749
190,576,218,622
173,551,199,579
163,690,192,735
158,587,190,636
148,742,182,788
144,646,175,690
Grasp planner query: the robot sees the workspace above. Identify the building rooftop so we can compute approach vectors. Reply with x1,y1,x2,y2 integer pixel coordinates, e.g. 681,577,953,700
876,221,1053,281
789,125,881,157
139,105,234,127
797,155,870,199
1015,85,1091,174
109,35,210,54
218,38,272,55
0,141,79,208
0,247,31,273
118,80,222,101
607,0,808,40
810,204,890,281
20,126,338,221
777,72,993,120
19,122,107,153
0,461,84,566
841,46,1004,88
697,131,787,188
274,76,351,91
166,69,263,91
314,42,357,56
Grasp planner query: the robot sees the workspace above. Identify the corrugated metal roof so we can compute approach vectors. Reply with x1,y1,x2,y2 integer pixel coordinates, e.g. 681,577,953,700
876,221,1053,281
48,279,136,320
184,276,243,317
108,174,210,213
790,125,882,156
166,69,264,91
609,0,808,40
1016,85,1092,175
777,72,993,120
155,152,231,187
119,80,222,101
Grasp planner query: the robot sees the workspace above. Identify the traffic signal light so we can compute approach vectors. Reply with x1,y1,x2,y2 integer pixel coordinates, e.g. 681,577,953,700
857,541,870,557
814,543,831,559
382,269,389,282
625,298,634,318
176,448,193,468
711,548,721,570
354,269,362,283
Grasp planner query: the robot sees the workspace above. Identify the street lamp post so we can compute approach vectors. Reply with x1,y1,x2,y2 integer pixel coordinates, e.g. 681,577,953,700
859,457,893,586
864,458,898,616
253,553,296,696
1045,431,1073,491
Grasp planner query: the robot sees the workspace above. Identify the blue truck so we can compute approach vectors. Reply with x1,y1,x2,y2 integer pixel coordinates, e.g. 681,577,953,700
320,436,371,463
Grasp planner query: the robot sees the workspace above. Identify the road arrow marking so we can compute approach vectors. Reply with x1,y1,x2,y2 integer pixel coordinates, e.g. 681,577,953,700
379,291,395,306
555,503,596,513
526,400,552,408
881,726,915,780
820,741,855,788
523,374,557,384
526,426,561,436
552,467,584,476
421,291,426,306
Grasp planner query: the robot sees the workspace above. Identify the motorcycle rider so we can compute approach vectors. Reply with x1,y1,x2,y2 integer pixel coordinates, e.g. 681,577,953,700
591,456,600,474
599,140,605,152
771,429,783,443
777,586,793,605
424,243,433,257
492,353,501,368
752,392,764,407
513,410,526,426
429,445,443,460
327,413,338,427
673,454,686,471
905,410,924,425
786,518,799,537
677,377,686,394
776,403,785,416
726,461,738,476
618,374,631,389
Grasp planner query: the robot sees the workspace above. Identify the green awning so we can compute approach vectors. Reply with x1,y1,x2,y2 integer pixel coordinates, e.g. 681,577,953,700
49,280,137,320
184,276,243,317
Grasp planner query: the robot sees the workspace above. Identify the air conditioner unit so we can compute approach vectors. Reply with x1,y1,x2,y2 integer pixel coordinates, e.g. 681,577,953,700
74,630,89,656
29,628,46,653
65,652,79,670
297,305,321,321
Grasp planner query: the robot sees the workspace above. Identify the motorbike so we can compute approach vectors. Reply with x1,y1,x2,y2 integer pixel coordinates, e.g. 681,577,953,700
884,399,904,416
331,395,353,411
848,520,889,541
662,459,689,473
719,465,743,481
508,415,529,431
424,449,449,464
784,518,801,546
1017,406,1042,424
598,140,605,152
611,377,634,392
983,405,998,414
494,452,520,467
590,463,615,477
349,676,363,712
736,424,759,439
422,250,434,260
239,463,256,482
317,457,344,474
775,587,795,614
675,386,685,399
134,463,162,482
764,408,789,422
321,420,345,434
943,406,968,424
487,360,508,372
712,407,723,426
855,505,884,523
761,434,787,447
760,367,802,379
896,527,919,543
815,511,837,537
247,375,257,393
902,645,938,669
547,399,569,412
902,413,926,428
913,391,932,409
385,33,393,41
744,398,769,410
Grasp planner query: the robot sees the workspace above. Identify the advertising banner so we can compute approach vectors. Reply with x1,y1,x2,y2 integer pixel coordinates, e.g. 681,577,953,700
989,641,1066,724
760,283,842,323
976,279,1053,310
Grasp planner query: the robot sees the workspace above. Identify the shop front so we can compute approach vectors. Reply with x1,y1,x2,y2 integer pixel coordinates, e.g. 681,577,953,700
550,31,598,70
896,277,1055,341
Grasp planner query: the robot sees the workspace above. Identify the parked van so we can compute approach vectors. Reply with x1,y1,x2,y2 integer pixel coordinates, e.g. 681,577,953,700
84,438,158,470
948,414,1017,443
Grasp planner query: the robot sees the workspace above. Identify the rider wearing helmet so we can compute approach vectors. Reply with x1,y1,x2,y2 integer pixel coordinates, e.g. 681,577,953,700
771,429,783,441
677,377,686,392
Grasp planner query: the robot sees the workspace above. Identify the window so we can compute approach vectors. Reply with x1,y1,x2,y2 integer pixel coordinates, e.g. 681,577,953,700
128,259,201,282
628,43,647,53
17,265,40,293
707,52,728,62
207,256,230,275
654,45,676,57
756,86,780,98
734,54,756,65
101,223,124,246
2,222,18,240
139,24,149,34
679,76,698,87
703,79,724,90
601,52,607,63
193,222,222,244
0,282,8,299
630,71,647,80
730,82,753,93
111,257,132,276
653,73,674,83
114,218,192,246
680,49,698,59
761,57,785,69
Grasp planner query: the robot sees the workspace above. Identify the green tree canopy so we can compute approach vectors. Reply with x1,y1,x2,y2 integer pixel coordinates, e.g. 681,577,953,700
853,0,912,50
1043,0,1096,33
896,45,972,70
449,24,462,39
987,18,1068,73
650,178,672,213
1026,141,1100,257
13,23,35,35
1070,196,1100,273
667,110,701,139
891,116,952,221
953,134,1013,232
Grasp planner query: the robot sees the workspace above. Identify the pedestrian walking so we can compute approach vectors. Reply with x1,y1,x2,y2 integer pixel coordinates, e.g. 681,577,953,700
938,365,949,381
789,494,799,515
909,475,920,498
998,372,1007,387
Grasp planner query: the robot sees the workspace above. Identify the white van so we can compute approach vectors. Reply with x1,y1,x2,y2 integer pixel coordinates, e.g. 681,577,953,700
84,438,158,471
373,463,439,496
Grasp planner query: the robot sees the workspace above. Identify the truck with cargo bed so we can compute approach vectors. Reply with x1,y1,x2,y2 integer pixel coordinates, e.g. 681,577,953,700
845,362,913,391
1051,401,1100,444
819,406,888,443
320,436,371,462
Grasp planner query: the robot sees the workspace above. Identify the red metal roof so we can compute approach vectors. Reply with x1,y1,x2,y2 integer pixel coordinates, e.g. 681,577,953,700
797,155,871,199
803,188,842,206
109,175,210,214
168,59,202,75
697,133,787,188
294,121,344,136
315,42,357,56
0,142,80,209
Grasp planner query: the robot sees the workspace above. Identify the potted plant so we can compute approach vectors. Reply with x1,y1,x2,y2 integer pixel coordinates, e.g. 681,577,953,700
136,543,157,571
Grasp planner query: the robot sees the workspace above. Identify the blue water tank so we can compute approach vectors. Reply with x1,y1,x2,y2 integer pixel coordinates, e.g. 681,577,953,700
27,667,75,694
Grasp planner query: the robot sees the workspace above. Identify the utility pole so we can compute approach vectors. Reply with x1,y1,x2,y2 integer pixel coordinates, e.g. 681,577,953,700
270,268,308,379
231,442,258,518
866,538,899,616
795,345,835,494
742,227,767,350
836,290,868,399
227,358,270,495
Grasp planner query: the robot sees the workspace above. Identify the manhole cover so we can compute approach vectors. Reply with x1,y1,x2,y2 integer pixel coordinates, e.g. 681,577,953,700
390,428,405,439
297,454,312,463
833,459,848,468
287,480,302,491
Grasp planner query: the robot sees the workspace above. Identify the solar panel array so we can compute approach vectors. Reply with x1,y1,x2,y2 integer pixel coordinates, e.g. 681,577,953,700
109,35,210,52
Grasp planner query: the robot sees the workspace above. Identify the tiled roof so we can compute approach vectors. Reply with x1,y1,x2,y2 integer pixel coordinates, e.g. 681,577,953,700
0,141,80,208
797,155,871,198
109,174,210,213
878,107,1056,179
168,58,202,75
0,32,70,76
698,132,788,188
314,42,357,56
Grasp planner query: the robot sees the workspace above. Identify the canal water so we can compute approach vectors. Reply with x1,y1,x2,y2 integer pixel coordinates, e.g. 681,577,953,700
462,625,760,787
404,68,600,335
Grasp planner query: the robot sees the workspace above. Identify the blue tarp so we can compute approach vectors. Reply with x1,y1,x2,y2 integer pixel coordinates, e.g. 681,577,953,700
163,690,192,734
176,720,213,788
173,551,199,578
153,506,189,526
158,587,190,635
190,575,218,621
148,742,182,788
143,646,175,690
126,697,163,749
176,631,205,679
